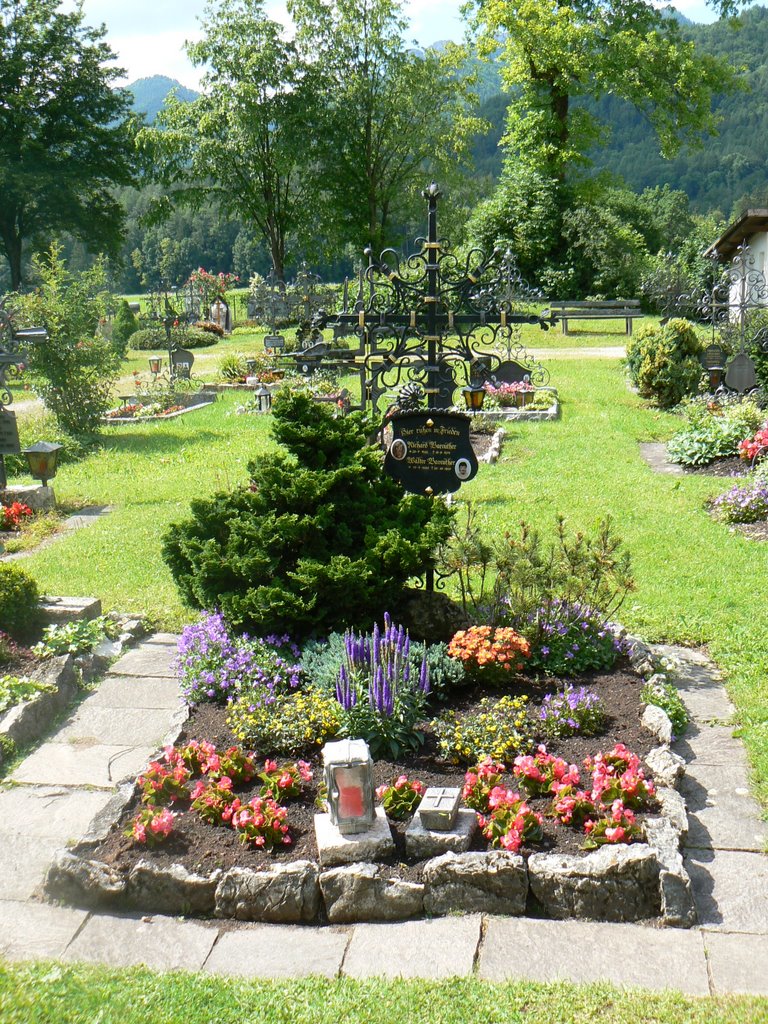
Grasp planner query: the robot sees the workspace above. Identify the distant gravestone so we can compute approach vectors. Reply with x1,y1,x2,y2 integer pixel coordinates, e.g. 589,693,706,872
0,409,20,455
171,347,194,379
210,298,231,333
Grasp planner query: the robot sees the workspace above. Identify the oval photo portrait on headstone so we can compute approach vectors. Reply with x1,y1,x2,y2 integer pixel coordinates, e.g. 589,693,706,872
390,438,408,461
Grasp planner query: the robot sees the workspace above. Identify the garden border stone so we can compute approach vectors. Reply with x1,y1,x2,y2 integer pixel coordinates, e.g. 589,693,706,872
42,629,698,927
0,611,145,766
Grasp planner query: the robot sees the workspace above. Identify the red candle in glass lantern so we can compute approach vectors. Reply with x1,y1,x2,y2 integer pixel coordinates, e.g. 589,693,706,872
336,769,364,818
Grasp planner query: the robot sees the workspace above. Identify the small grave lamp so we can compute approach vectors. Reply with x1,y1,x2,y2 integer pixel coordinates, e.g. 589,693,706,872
322,738,375,835
148,356,162,376
462,384,485,411
703,344,724,392
22,441,63,487
419,787,461,831
255,386,272,413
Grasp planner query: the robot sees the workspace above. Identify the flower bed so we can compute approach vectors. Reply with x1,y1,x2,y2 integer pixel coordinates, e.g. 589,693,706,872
103,391,217,423
46,629,694,926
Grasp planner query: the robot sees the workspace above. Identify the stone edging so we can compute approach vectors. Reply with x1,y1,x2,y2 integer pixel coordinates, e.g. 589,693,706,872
44,629,697,928
0,612,145,766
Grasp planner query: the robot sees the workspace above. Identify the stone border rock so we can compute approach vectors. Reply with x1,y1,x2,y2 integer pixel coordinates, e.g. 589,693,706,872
0,611,145,767
44,627,697,927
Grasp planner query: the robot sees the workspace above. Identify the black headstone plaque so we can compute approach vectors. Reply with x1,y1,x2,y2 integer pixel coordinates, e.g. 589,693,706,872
264,334,285,351
0,410,20,455
171,347,195,379
384,410,478,495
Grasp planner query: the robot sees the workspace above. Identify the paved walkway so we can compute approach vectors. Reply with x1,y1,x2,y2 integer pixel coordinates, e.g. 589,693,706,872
0,638,766,995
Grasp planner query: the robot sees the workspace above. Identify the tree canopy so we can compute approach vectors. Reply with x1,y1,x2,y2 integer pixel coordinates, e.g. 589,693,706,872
0,0,139,289
146,0,321,282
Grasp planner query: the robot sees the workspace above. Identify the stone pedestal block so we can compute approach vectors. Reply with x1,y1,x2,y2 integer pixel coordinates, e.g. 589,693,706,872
2,484,55,511
314,806,394,867
405,809,477,859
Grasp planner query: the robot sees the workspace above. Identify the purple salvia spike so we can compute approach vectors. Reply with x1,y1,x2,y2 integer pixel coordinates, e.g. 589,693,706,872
384,611,391,632
419,654,430,695
336,665,347,708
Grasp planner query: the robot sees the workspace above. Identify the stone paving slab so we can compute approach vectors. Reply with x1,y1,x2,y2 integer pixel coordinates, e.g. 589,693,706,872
54,705,177,748
673,725,748,769
204,924,350,978
680,764,768,852
11,742,157,789
342,916,481,979
478,917,710,995
86,676,181,710
639,442,685,476
0,900,88,960
0,786,113,840
0,834,63,900
108,644,177,679
704,931,768,996
62,912,218,970
685,849,768,933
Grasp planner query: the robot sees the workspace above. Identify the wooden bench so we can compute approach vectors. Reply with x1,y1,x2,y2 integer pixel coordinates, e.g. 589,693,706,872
546,300,644,336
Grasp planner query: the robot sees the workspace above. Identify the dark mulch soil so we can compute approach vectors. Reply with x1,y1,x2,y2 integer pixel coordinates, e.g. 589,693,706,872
684,456,751,478
469,429,498,461
91,663,657,882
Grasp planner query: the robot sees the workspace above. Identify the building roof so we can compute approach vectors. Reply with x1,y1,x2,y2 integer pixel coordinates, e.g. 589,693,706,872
706,209,768,260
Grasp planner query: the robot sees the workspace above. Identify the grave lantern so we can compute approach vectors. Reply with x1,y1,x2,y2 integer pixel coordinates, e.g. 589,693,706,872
22,441,63,487
703,344,724,391
148,356,162,376
322,738,375,835
462,384,485,411
246,359,258,376
255,386,272,413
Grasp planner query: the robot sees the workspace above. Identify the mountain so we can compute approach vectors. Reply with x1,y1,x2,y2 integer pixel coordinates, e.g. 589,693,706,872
127,76,199,123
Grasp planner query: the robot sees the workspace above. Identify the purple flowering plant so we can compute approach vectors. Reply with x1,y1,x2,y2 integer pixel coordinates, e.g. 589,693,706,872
175,612,303,707
335,612,430,758
539,683,606,739
709,482,768,525
519,600,628,677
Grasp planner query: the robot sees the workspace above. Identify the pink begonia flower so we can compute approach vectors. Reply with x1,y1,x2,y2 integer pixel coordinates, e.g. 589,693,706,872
254,836,265,846
205,754,221,774
264,759,278,773
604,826,626,843
375,784,388,799
395,775,409,789
297,761,312,782
282,835,292,844
218,776,233,791
191,779,206,800
149,809,176,836
133,820,147,843
278,772,293,788
500,829,522,852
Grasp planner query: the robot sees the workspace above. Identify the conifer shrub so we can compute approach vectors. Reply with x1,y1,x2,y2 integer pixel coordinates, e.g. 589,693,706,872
162,389,453,638
625,318,704,408
111,300,139,355
0,563,40,642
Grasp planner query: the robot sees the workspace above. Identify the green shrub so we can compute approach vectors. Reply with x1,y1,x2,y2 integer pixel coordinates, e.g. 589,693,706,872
10,246,123,437
667,396,764,467
130,326,219,351
218,352,248,381
111,300,139,355
0,675,56,714
227,688,340,756
163,389,453,638
0,564,40,642
625,318,704,408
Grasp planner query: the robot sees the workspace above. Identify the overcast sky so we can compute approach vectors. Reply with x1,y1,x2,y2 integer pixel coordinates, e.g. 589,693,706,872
61,0,723,88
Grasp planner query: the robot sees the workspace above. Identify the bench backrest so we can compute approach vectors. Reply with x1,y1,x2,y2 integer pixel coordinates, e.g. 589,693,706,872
548,300,641,310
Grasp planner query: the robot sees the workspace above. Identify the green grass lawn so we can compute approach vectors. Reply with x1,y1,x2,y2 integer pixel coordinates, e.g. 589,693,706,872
1,963,766,1023
9,353,768,810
